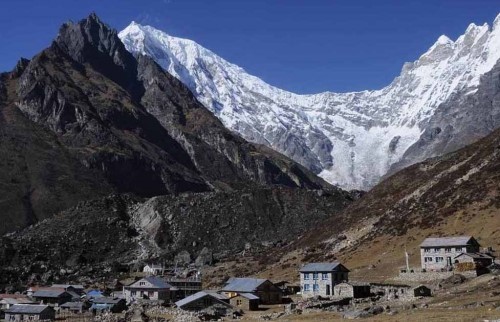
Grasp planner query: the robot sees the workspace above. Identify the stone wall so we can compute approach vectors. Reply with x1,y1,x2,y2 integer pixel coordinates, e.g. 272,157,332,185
393,270,477,283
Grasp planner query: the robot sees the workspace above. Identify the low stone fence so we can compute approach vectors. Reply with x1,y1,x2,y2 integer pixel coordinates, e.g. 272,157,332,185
393,270,477,282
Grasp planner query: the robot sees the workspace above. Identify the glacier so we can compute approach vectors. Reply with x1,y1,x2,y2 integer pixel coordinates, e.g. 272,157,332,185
119,14,500,190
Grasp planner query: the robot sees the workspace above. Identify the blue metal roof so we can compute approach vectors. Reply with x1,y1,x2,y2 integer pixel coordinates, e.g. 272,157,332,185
221,278,268,293
299,262,349,272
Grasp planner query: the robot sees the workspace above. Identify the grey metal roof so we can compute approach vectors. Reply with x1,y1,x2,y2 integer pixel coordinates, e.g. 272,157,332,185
454,252,494,259
5,304,51,314
175,291,231,308
420,236,473,247
32,290,68,298
203,290,228,301
239,293,259,300
60,302,83,309
52,284,84,290
0,298,34,305
92,297,123,304
222,278,268,293
299,262,348,272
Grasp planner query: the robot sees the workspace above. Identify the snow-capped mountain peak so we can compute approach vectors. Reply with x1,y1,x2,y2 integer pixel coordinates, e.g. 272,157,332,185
119,14,500,190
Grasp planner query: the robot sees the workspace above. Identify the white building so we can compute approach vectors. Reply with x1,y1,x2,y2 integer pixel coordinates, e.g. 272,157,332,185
299,262,350,298
420,236,480,271
123,277,175,303
143,264,165,276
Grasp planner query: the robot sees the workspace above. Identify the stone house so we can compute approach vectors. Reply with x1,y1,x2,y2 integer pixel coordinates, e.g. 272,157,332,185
413,285,432,297
454,252,495,269
333,282,370,299
124,277,175,303
4,304,55,321
31,290,72,305
164,276,202,300
175,291,231,311
229,293,259,311
299,262,350,298
90,297,127,313
370,283,413,301
59,302,85,314
143,264,165,276
420,236,480,271
221,278,282,304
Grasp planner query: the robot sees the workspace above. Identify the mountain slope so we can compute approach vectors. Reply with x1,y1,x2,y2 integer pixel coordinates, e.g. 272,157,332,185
119,14,500,190
0,14,343,235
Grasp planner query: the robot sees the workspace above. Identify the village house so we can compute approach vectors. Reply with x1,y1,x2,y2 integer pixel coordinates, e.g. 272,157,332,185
51,284,85,295
31,290,72,306
299,262,350,298
90,297,127,313
175,291,231,311
164,276,203,300
333,282,371,299
123,276,175,302
420,236,480,271
0,295,34,311
143,264,165,276
59,302,85,314
4,304,55,321
229,293,259,311
221,278,282,304
454,252,495,270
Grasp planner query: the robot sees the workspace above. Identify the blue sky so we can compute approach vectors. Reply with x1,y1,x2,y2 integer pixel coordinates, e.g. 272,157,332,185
0,0,498,93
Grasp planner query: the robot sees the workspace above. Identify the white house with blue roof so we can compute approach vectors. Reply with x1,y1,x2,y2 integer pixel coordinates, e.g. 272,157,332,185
299,262,350,298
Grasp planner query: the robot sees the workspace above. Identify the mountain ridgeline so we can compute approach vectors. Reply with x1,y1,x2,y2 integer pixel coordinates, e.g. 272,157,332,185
0,14,351,237
119,15,500,190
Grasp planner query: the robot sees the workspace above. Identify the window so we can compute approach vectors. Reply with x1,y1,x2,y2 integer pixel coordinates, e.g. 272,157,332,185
313,273,318,280
148,291,154,297
322,273,328,280
455,247,463,252
304,273,310,280
444,247,452,252
433,248,440,253
303,284,310,292
131,291,137,296
313,284,319,292
236,299,242,306
139,282,145,286
424,257,433,262
436,257,444,263
424,248,430,253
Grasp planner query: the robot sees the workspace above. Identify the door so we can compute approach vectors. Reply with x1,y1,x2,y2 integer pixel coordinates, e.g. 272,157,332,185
447,257,452,267
326,285,330,296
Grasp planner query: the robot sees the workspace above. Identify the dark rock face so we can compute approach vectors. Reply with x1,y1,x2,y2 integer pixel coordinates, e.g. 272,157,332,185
0,187,353,285
391,59,500,174
0,14,347,238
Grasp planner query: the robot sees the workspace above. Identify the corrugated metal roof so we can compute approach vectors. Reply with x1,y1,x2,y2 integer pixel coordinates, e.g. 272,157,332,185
420,236,473,247
299,262,347,272
222,278,268,292
52,284,84,289
5,304,50,314
32,290,68,298
175,291,230,308
60,302,83,309
92,297,123,304
239,293,259,300
454,252,494,259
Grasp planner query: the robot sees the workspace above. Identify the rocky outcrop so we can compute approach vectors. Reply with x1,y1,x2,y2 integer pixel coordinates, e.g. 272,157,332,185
0,14,345,235
0,187,353,285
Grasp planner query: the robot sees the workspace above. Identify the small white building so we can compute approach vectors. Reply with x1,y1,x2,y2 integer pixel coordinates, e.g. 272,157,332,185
143,264,165,276
299,262,350,298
